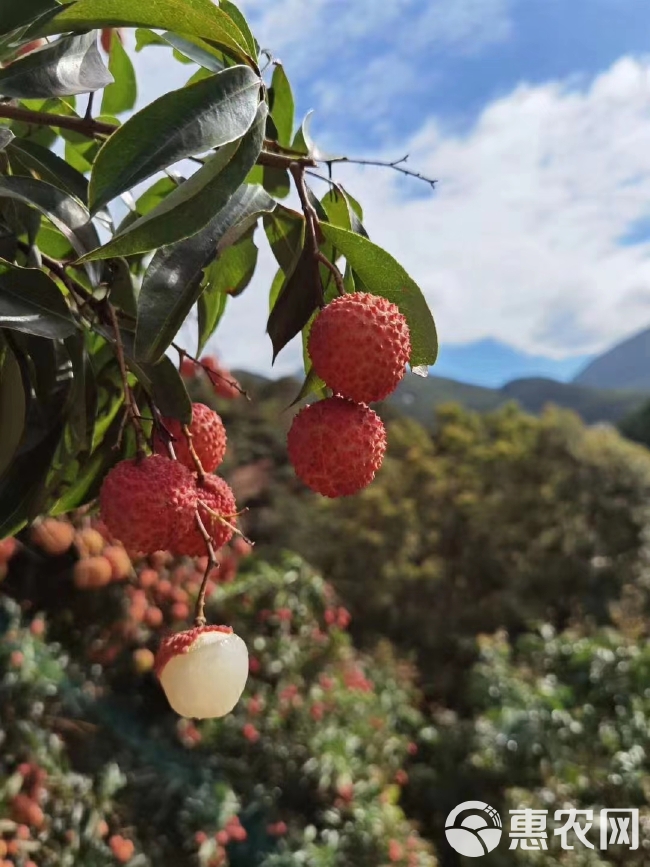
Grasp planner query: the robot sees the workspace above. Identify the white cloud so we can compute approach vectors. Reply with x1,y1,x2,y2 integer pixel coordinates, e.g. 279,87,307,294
211,56,650,374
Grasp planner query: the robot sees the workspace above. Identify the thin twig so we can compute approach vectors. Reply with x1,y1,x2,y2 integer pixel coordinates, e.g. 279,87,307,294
183,424,206,483
172,343,250,399
193,508,218,628
106,302,147,458
327,154,437,188
84,92,95,121
316,251,345,296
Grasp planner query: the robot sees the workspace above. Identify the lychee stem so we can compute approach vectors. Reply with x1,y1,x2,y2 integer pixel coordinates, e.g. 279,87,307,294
193,509,218,627
196,501,252,544
106,302,147,459
172,343,250,399
183,424,206,483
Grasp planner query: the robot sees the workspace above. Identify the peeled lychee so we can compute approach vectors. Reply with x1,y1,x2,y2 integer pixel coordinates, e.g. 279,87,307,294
153,403,226,473
308,292,411,404
155,625,248,718
173,475,237,556
100,456,196,555
288,397,387,497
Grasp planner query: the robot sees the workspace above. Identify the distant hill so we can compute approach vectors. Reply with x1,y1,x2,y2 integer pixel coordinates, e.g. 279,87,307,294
574,327,650,391
390,374,647,428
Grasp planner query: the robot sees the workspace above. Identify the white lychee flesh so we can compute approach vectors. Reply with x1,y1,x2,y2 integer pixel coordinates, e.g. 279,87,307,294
159,630,248,719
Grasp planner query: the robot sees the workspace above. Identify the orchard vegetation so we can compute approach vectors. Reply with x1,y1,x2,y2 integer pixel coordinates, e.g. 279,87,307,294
1,3,650,867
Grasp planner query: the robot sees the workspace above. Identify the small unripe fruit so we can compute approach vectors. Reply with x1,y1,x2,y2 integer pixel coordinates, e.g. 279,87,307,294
174,476,237,556
11,794,44,828
144,606,164,628
308,292,411,403
30,518,75,556
76,527,105,556
100,456,197,555
155,625,248,718
133,648,155,674
103,545,132,581
73,556,112,589
288,397,387,497
153,403,227,473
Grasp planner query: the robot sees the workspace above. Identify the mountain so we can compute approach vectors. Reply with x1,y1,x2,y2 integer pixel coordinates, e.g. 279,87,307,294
433,338,592,388
390,374,647,428
573,327,650,392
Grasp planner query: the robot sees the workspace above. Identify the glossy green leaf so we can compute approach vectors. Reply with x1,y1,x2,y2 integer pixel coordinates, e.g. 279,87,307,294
101,29,136,115
160,31,226,70
219,0,257,59
263,205,304,272
39,0,252,64
89,64,261,212
321,186,367,237
82,102,268,261
0,32,112,98
267,240,323,360
0,129,14,151
8,137,88,202
0,0,60,37
320,223,438,368
262,166,291,198
107,258,137,318
268,63,294,146
197,230,258,354
140,355,192,423
0,259,75,339
0,174,100,261
134,182,274,362
0,341,26,477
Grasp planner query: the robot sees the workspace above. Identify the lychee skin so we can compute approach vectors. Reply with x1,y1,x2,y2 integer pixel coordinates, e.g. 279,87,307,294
308,292,411,404
100,456,197,555
173,475,237,556
153,403,227,474
287,397,387,497
155,625,248,718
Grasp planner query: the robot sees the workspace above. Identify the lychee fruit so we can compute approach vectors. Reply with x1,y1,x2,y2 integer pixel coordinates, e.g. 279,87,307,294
153,403,226,473
173,475,237,556
308,292,411,404
30,518,75,556
155,625,248,718
103,545,132,581
180,357,198,378
287,397,387,497
75,527,105,556
99,456,196,555
73,556,112,589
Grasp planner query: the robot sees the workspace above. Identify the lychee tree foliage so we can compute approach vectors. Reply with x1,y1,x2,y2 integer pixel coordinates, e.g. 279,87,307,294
0,0,438,544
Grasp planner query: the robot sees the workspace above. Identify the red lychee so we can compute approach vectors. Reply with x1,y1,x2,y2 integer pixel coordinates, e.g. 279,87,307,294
155,625,248,718
153,403,226,473
100,456,197,555
308,292,411,404
173,475,237,556
287,397,387,497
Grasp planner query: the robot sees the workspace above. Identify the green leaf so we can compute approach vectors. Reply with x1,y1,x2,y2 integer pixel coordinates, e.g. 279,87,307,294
101,29,136,115
160,31,226,70
134,182,274,362
263,205,304,272
0,174,100,262
82,101,268,260
196,230,258,354
320,223,438,368
140,355,192,423
0,32,112,98
321,186,367,237
290,365,327,407
219,1,257,59
267,240,323,361
0,341,26,477
115,176,178,235
0,129,14,151
89,64,261,212
0,0,60,37
268,63,294,146
262,166,290,198
106,258,137,318
39,0,253,64
8,137,88,202
134,28,167,51
0,258,75,339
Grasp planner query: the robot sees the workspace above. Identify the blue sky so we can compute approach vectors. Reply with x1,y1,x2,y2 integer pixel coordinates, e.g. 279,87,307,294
132,0,650,386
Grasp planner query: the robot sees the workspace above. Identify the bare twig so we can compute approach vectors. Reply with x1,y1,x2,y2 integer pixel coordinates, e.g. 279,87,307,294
327,153,437,188
316,251,345,296
193,508,218,628
172,343,250,399
106,302,147,458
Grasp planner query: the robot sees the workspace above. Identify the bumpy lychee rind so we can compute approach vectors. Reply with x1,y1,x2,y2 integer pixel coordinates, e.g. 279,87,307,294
155,625,248,718
173,475,237,556
287,397,387,497
153,403,227,473
308,292,411,404
100,456,197,555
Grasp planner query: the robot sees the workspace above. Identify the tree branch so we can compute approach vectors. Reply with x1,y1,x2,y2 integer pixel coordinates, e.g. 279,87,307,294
327,153,437,188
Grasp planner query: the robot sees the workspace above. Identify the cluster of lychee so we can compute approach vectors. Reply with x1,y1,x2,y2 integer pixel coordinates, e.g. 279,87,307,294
97,402,248,720
288,292,411,498
181,353,242,400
